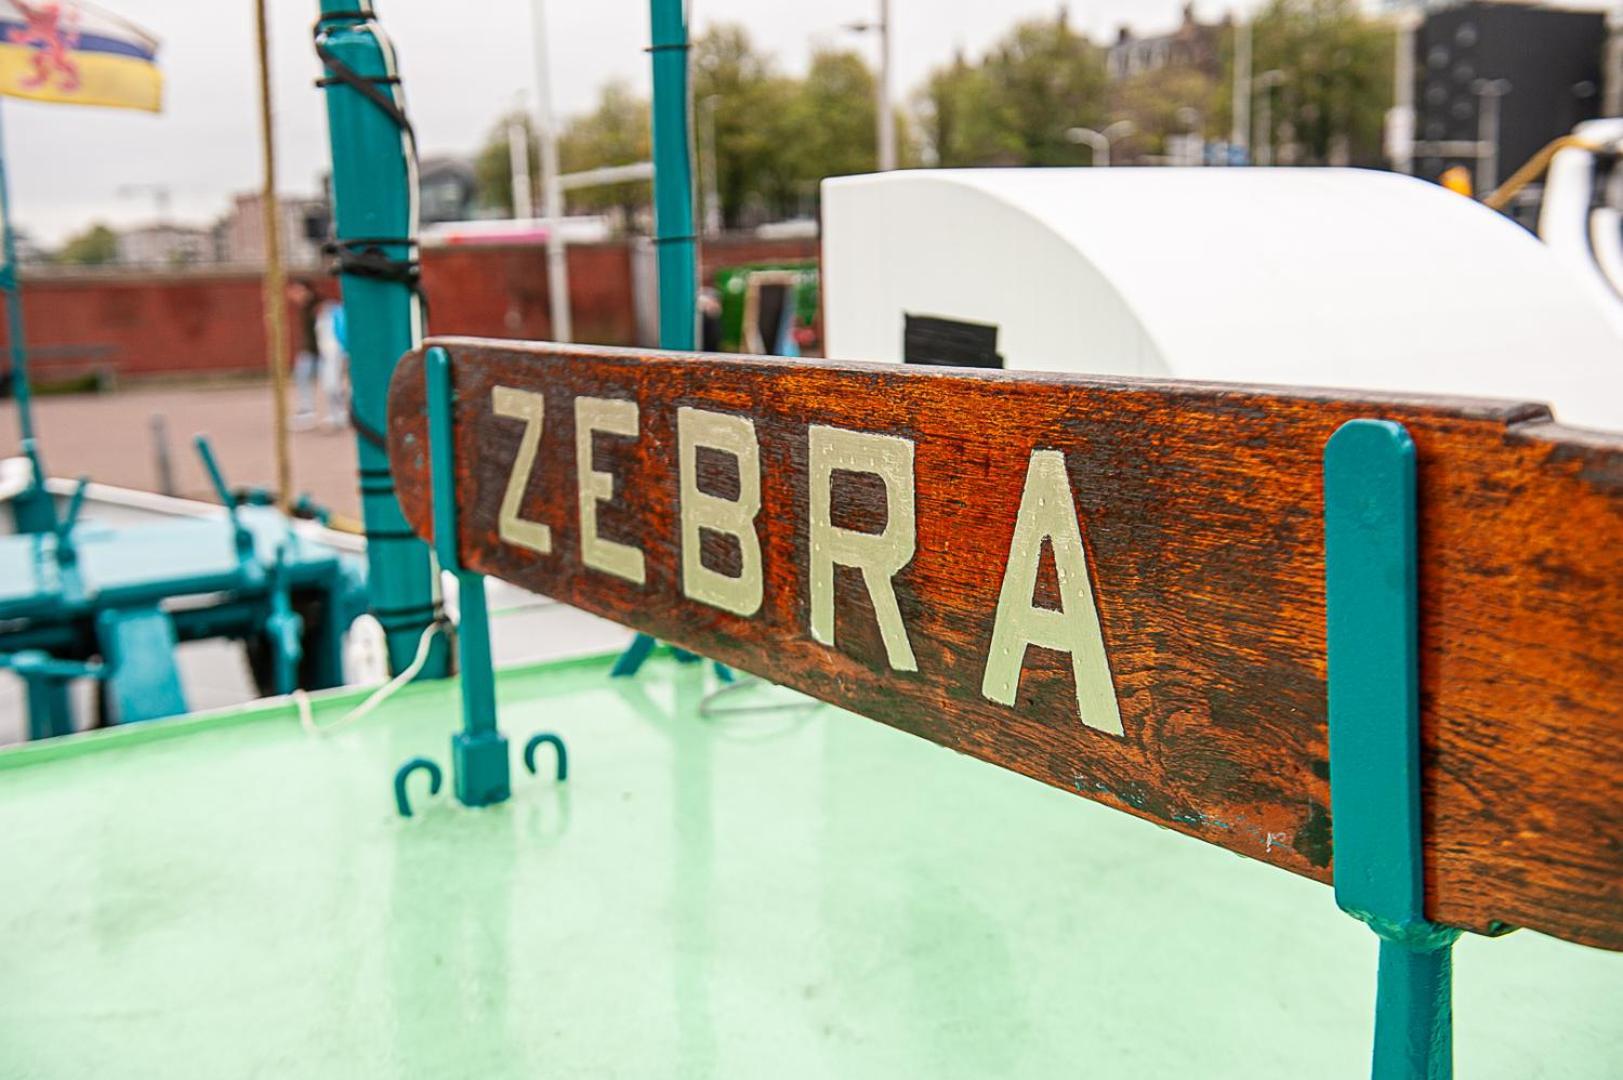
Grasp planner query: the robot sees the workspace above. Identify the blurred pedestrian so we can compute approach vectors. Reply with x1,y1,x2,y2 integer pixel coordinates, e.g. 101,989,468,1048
699,286,722,352
314,296,349,432
287,280,321,431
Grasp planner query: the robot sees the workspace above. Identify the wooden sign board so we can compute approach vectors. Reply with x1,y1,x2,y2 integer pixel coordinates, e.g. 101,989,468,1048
388,338,1623,952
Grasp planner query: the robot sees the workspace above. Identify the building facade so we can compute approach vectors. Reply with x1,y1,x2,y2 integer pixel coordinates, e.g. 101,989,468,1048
218,192,326,268
115,224,213,267
1106,3,1225,82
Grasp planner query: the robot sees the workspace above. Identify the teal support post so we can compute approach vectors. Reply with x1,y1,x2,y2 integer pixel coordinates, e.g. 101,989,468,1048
0,101,55,535
264,543,305,696
616,0,731,683
2,650,87,739
95,606,189,724
314,1,448,680
1325,419,1462,1080
425,346,508,808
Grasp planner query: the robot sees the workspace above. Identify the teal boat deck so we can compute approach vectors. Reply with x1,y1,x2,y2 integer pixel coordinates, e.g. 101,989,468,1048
1,654,1617,1078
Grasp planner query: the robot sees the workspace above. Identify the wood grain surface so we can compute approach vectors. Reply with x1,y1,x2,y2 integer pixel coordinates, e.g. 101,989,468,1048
388,338,1623,951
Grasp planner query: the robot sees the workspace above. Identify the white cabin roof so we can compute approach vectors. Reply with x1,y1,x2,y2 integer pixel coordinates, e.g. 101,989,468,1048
821,168,1623,431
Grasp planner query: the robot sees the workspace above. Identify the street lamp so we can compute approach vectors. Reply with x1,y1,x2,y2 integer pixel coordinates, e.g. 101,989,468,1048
1065,120,1135,166
507,91,533,219
1176,107,1204,166
699,94,722,236
1471,78,1512,194
530,0,570,342
1254,69,1286,167
843,0,896,171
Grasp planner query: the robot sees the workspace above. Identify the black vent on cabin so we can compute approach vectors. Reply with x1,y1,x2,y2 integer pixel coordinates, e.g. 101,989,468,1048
903,313,1003,369
756,283,792,351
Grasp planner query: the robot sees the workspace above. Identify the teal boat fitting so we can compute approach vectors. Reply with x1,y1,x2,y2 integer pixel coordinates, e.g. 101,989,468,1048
314,0,448,680
384,344,571,815
0,649,102,740
614,0,731,684
194,434,264,583
1325,418,1463,1080
0,433,365,736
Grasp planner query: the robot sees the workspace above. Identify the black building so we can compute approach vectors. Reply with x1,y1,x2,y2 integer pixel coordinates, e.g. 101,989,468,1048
1414,2,1605,195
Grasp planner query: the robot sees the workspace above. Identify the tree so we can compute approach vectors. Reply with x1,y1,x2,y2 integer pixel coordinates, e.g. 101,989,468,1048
778,49,877,210
916,13,1108,168
692,24,797,228
1112,64,1222,160
559,80,652,220
473,81,653,230
1238,0,1393,165
56,223,118,266
917,50,1005,167
472,110,534,217
980,13,1108,166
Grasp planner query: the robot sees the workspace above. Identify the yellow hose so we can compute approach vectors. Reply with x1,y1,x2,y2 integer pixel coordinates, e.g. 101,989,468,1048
1483,134,1598,212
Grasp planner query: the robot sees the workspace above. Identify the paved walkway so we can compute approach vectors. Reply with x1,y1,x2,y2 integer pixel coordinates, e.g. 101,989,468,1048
2,382,366,519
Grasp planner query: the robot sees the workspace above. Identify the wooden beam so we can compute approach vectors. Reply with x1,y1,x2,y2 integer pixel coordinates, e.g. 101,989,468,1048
388,338,1623,952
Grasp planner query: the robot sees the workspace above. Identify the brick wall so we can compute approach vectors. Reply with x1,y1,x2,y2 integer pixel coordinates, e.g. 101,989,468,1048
2,234,818,384
420,242,635,346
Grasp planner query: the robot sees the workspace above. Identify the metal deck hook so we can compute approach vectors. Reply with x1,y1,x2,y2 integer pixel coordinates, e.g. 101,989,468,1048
393,756,443,817
523,732,568,782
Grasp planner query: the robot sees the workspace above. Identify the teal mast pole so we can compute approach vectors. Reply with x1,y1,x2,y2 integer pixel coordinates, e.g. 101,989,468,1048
313,1,448,678
613,0,700,678
0,99,54,535
648,0,698,353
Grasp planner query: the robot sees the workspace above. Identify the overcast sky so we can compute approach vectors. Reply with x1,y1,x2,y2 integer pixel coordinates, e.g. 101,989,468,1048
5,0,1611,246
2,0,1278,245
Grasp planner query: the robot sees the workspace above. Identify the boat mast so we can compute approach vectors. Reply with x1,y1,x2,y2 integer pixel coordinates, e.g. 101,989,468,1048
611,0,701,678
648,0,698,353
314,0,450,679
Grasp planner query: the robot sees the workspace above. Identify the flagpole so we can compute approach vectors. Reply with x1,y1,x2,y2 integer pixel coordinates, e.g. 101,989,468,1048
254,0,293,514
0,96,54,534
0,99,36,446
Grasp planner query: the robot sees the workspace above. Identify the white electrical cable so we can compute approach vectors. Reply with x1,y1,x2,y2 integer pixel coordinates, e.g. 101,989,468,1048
299,616,447,736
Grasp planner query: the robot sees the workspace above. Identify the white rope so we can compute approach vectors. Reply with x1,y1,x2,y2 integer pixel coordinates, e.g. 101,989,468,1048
299,617,447,737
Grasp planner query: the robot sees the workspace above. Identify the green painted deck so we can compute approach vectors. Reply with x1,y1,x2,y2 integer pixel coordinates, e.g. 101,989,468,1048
0,654,1617,1078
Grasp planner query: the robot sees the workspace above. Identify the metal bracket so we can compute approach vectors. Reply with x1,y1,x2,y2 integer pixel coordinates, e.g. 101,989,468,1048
194,435,263,587
1325,419,1462,1080
9,438,58,535
425,345,510,808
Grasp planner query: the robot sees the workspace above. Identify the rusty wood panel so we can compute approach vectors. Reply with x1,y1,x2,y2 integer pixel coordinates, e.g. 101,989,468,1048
387,338,1623,951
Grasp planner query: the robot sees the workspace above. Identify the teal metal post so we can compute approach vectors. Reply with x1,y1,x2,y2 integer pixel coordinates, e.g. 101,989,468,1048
314,2,448,679
0,100,55,535
425,346,508,808
1325,419,1462,1080
616,0,728,680
648,0,698,354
